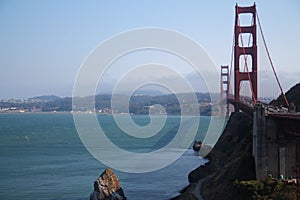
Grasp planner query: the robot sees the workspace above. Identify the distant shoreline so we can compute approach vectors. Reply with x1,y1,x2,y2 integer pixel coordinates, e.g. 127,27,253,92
0,111,72,114
0,110,215,116
0,111,219,117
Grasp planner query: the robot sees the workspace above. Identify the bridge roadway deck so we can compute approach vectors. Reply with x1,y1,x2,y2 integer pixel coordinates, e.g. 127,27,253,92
228,98,300,136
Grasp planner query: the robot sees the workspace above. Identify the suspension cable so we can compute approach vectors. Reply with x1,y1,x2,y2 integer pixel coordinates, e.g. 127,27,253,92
229,23,235,97
256,11,289,106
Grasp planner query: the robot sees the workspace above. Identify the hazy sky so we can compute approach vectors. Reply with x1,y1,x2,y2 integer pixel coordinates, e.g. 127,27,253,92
0,0,299,99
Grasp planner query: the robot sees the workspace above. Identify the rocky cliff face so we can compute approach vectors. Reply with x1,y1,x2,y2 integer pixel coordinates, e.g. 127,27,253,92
172,112,256,200
90,168,126,200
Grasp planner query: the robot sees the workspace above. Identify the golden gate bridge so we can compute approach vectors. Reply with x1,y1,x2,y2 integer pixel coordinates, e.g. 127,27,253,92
219,3,300,199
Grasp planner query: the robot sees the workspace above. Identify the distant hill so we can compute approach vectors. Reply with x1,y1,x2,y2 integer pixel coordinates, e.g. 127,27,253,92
270,83,300,111
0,92,216,115
132,90,165,96
28,95,61,101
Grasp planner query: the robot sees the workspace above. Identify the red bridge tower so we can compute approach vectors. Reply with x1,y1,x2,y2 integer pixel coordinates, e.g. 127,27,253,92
234,3,258,111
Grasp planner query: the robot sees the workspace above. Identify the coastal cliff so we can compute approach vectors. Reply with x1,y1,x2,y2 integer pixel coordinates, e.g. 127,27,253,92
172,83,300,200
172,112,256,200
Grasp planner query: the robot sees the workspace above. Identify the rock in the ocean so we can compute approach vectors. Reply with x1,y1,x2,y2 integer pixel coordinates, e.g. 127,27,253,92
198,144,212,157
90,168,126,200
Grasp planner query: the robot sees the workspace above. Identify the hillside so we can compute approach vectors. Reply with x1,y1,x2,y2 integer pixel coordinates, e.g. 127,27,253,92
270,83,300,111
0,92,216,115
172,112,256,200
28,95,61,101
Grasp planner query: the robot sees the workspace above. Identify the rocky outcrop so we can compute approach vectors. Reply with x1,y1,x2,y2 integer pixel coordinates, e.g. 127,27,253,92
90,168,126,200
172,112,256,200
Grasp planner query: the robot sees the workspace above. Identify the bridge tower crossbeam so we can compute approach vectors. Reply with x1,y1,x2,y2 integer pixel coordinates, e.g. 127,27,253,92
220,65,229,116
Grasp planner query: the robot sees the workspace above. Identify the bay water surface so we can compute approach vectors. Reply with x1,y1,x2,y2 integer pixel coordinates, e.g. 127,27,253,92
0,113,223,200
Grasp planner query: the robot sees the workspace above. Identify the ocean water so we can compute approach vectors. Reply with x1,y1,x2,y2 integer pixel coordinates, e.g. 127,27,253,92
0,113,221,200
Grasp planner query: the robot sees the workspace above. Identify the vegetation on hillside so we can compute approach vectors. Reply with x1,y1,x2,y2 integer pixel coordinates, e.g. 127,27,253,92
234,178,297,200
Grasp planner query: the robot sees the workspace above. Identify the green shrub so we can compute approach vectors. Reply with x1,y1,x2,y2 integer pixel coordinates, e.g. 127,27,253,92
233,178,297,200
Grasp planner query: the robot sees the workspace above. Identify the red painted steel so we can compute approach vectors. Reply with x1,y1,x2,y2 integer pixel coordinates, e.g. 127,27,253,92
221,65,229,116
234,4,258,112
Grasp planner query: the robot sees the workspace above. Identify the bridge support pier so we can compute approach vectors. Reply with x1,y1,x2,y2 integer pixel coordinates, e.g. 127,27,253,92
253,105,297,180
253,104,267,179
